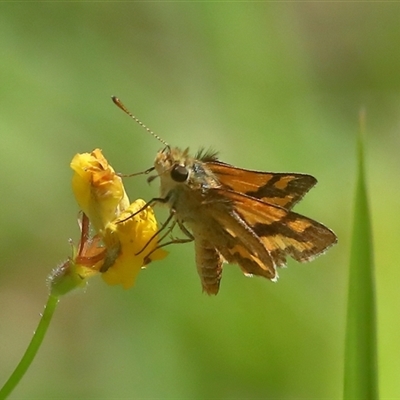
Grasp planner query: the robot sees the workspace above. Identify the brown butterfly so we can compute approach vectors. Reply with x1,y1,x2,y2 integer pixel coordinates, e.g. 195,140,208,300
112,97,337,295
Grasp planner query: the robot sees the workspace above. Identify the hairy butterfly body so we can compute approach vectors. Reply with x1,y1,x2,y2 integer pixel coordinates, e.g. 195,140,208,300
153,147,337,294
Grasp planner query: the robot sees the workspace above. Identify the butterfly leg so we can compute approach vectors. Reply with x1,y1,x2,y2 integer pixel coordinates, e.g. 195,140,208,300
142,212,194,264
152,217,194,250
135,211,175,256
117,196,170,223
143,236,193,265
176,219,194,240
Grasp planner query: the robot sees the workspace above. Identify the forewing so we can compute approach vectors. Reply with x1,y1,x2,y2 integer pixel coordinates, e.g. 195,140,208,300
212,188,337,268
207,161,317,209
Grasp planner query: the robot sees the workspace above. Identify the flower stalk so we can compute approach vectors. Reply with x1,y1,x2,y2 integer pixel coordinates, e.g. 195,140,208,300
0,294,59,399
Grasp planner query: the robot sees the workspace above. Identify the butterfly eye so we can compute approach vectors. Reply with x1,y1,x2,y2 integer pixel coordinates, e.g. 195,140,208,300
171,165,189,182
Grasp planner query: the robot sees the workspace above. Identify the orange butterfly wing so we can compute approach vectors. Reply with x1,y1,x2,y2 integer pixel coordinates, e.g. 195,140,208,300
207,161,317,209
210,188,337,279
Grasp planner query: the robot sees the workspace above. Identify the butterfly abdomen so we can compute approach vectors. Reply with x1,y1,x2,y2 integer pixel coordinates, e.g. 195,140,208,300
194,239,224,295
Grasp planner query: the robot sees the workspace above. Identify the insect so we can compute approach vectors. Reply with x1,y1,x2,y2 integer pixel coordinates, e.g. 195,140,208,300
112,96,337,295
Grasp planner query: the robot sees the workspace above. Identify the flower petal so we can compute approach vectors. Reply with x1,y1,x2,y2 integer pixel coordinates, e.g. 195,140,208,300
71,149,129,232
101,199,168,289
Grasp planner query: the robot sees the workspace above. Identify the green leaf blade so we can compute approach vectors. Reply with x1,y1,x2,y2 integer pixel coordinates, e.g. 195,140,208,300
344,110,378,399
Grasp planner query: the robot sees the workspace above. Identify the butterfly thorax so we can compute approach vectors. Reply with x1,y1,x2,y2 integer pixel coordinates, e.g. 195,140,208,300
154,147,223,222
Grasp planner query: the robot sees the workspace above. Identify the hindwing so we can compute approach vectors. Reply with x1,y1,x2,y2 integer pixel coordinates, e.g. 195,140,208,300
210,188,337,278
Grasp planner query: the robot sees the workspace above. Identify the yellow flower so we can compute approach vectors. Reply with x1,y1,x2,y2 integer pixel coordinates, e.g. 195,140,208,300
49,149,167,295
101,200,167,289
70,148,129,233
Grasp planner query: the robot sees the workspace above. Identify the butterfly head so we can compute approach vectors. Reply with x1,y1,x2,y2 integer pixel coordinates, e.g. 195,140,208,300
153,147,220,199
153,147,192,190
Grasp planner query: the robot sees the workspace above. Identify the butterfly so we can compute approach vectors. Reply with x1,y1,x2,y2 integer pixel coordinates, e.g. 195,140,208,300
112,97,337,295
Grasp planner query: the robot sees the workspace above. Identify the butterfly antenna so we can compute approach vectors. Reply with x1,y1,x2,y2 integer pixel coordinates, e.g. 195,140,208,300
111,96,169,148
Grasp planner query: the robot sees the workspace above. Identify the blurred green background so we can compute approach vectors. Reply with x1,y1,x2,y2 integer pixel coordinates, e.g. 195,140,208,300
1,3,399,399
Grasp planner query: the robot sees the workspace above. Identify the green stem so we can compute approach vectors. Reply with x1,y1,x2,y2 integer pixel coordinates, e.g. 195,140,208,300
0,294,59,400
